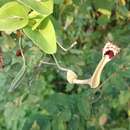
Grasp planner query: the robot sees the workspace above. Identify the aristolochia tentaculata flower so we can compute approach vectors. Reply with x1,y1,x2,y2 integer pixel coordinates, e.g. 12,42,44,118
66,41,120,89
102,41,120,61
90,41,120,88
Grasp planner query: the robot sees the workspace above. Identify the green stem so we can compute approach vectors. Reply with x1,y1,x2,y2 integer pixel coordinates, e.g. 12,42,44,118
8,36,26,92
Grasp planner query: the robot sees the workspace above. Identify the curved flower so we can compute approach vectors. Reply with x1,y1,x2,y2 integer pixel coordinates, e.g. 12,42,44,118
65,41,120,88
90,41,120,88
102,41,120,61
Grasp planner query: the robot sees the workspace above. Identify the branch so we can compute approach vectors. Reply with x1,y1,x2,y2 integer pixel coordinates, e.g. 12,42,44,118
57,40,77,52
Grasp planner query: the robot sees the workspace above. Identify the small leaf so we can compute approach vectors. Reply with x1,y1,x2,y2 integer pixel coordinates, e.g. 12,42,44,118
28,11,47,30
22,114,51,130
97,16,110,25
18,0,53,16
97,8,111,17
77,94,91,120
93,0,114,10
23,18,57,54
68,115,80,130
52,118,66,130
0,1,28,32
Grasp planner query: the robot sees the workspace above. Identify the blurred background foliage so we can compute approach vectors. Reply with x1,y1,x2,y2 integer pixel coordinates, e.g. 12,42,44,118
0,0,130,130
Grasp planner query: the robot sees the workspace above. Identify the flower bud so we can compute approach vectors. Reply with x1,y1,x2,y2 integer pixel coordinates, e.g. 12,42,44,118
67,70,77,83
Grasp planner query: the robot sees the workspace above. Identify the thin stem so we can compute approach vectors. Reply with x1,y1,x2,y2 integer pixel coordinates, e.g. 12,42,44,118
40,61,57,66
57,41,77,52
52,54,69,72
8,36,26,92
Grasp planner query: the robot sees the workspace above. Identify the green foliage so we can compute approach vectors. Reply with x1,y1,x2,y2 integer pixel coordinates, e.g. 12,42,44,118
0,0,130,130
0,0,57,54
0,1,28,32
23,18,57,54
18,0,53,16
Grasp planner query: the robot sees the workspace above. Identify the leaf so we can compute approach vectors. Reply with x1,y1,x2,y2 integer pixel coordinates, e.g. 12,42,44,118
77,94,91,120
4,101,26,130
32,17,46,30
26,46,43,71
119,91,130,106
0,1,28,32
92,0,114,10
97,8,111,17
117,6,129,17
0,0,14,6
28,11,47,30
22,114,51,130
52,118,66,130
1,35,16,51
97,15,110,25
0,73,7,87
18,0,53,16
68,115,80,130
23,18,57,54
59,107,71,122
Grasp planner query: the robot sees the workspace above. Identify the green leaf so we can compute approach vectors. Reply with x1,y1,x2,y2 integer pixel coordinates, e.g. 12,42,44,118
32,16,46,30
0,0,12,6
68,115,80,130
92,0,114,10
4,102,26,130
18,0,53,16
97,15,110,25
23,18,57,54
23,114,51,130
52,118,66,130
59,107,71,122
77,94,91,120
28,11,47,30
119,91,130,106
0,73,7,87
1,35,16,51
117,6,129,17
97,8,111,17
0,1,28,32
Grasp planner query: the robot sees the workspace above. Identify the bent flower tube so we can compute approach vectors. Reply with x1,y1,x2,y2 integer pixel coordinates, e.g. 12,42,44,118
67,41,120,88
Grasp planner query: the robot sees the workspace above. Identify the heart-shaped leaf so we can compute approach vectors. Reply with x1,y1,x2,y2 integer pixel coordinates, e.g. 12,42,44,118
18,0,53,16
23,18,57,54
0,1,28,32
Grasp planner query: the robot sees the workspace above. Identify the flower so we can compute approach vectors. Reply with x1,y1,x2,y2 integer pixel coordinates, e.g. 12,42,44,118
67,70,78,83
90,41,120,88
102,41,120,61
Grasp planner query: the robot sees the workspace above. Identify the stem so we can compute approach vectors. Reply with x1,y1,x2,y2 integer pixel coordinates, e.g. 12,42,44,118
57,41,77,52
73,79,91,85
8,36,26,92
40,61,56,66
90,56,109,88
52,54,68,72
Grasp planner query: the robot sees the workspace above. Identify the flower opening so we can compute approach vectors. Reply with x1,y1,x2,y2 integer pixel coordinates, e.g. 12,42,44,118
103,41,120,60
